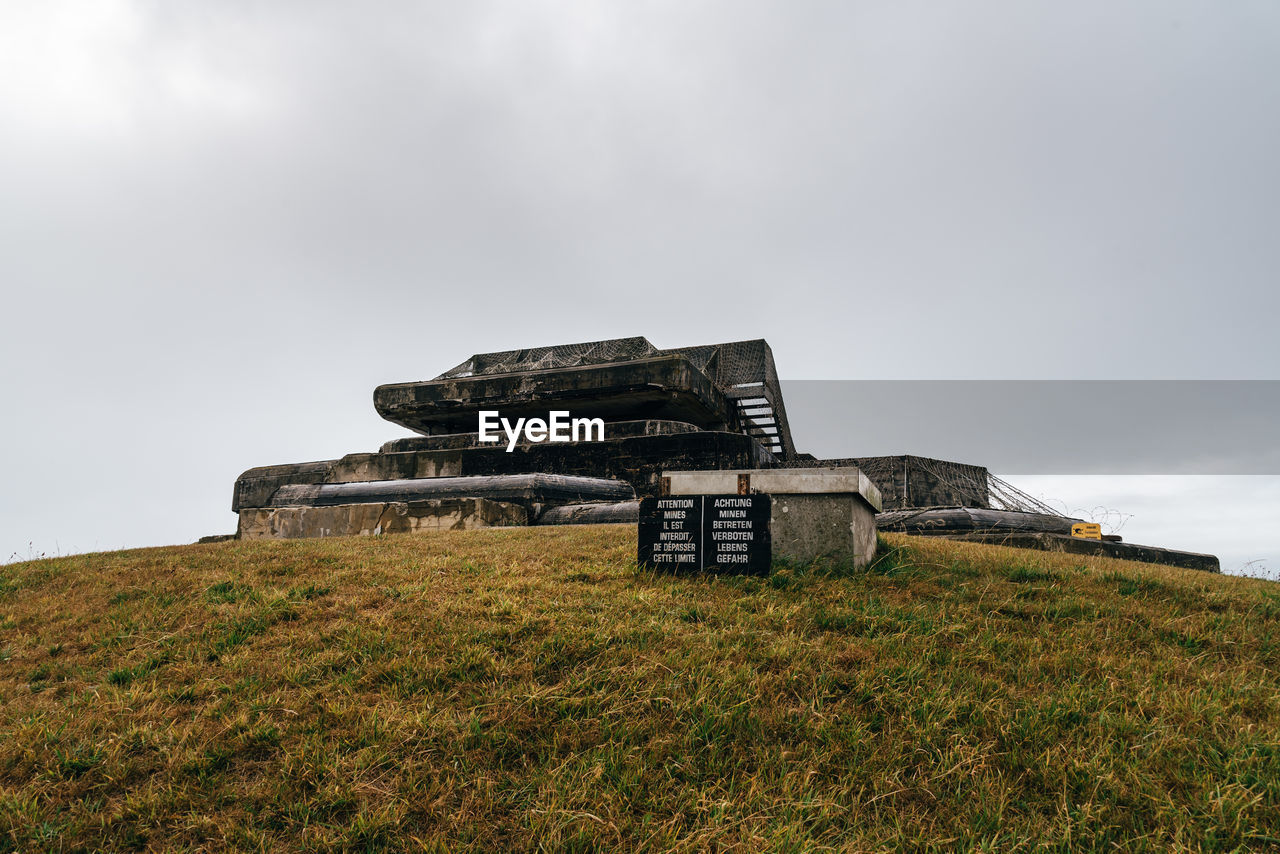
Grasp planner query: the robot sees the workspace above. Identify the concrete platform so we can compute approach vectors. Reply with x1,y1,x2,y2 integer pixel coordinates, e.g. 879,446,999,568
373,355,736,436
377,419,702,454
427,336,798,458
663,467,882,568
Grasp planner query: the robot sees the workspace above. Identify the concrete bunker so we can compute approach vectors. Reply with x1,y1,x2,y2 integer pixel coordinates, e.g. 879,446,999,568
227,335,1218,573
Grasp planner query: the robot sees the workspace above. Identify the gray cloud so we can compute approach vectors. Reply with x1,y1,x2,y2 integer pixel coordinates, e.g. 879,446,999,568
2,2,1278,561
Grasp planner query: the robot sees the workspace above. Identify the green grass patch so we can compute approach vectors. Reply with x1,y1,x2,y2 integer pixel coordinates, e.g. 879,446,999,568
1104,569,1171,597
1007,564,1057,583
0,527,1275,851
105,653,169,687
204,580,253,604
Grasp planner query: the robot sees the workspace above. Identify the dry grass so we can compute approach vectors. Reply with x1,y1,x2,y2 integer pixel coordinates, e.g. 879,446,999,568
0,527,1278,852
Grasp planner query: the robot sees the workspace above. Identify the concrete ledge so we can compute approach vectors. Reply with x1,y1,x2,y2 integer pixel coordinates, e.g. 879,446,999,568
940,532,1221,573
268,473,634,509
238,497,527,540
233,460,338,515
878,507,1079,535
663,466,880,567
537,501,641,526
664,467,882,513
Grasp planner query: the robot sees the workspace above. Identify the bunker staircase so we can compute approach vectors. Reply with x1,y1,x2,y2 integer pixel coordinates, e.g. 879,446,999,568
733,391,785,457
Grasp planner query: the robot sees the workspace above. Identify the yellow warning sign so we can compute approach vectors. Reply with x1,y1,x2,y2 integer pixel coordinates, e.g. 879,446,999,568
1071,523,1102,540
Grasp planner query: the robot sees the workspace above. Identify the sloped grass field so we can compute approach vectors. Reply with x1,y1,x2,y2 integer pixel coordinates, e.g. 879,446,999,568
1,527,1278,852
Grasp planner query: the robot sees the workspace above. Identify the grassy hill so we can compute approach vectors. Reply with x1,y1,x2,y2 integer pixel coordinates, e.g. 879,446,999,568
1,527,1277,852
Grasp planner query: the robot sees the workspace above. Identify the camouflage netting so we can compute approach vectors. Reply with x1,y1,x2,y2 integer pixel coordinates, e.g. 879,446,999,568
668,339,795,459
780,454,1066,517
436,336,797,459
435,337,659,378
906,457,1062,515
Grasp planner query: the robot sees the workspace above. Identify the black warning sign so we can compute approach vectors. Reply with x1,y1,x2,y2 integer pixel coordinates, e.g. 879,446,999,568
638,494,771,575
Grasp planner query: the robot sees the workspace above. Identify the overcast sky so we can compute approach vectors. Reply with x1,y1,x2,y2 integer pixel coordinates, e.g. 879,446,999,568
2,2,1277,575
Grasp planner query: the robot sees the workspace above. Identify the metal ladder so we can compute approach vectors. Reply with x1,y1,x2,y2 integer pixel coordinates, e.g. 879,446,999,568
733,389,784,456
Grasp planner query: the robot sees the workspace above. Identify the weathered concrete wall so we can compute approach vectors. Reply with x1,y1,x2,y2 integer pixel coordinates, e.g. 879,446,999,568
536,501,641,525
234,431,773,512
770,493,878,567
231,460,339,516
237,498,527,540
